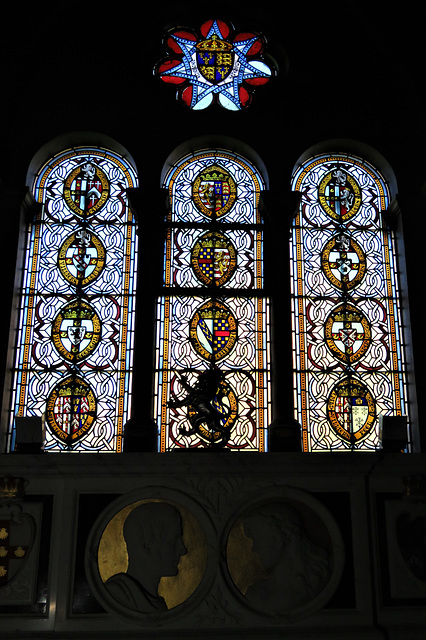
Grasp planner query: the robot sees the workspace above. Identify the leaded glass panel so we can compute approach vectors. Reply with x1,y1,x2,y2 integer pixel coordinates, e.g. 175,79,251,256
8,147,138,452
290,153,409,451
155,150,270,451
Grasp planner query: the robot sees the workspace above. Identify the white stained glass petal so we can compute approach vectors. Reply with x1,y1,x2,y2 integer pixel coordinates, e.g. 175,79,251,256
247,60,272,76
218,93,240,111
193,93,214,110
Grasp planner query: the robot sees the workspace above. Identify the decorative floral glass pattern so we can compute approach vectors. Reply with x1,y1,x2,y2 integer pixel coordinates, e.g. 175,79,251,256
155,150,271,450
8,147,138,452
290,153,409,451
154,19,275,111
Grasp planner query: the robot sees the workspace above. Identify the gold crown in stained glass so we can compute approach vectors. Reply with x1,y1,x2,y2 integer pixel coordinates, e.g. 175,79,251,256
57,384,89,397
197,34,233,53
61,306,94,320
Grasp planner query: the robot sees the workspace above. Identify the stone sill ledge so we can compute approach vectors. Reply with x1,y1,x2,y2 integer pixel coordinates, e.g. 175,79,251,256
0,451,424,479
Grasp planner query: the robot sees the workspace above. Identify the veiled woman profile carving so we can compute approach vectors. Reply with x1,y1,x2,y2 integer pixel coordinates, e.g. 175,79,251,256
241,502,330,612
226,491,345,619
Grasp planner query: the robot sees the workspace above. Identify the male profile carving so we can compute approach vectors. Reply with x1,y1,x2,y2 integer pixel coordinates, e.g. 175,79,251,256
105,502,187,612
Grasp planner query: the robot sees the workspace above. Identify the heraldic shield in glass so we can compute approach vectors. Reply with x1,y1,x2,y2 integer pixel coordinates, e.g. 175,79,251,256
8,146,138,452
290,153,410,451
154,19,275,110
154,149,271,451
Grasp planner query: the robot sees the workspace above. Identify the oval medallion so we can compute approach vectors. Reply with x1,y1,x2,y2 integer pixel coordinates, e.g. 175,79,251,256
324,302,371,364
192,164,237,219
327,378,376,445
191,231,237,286
321,233,366,291
52,300,101,362
58,229,106,287
318,168,361,222
63,160,109,216
189,300,237,362
46,375,97,445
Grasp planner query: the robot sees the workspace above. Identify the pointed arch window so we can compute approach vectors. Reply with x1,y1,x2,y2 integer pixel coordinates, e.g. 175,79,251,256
154,147,271,451
7,145,138,452
290,151,410,451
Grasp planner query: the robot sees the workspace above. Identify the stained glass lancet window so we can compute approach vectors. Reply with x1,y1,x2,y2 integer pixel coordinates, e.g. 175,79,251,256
154,147,271,451
290,152,410,451
7,145,138,452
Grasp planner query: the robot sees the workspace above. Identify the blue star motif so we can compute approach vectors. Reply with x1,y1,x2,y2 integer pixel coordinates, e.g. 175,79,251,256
155,19,275,110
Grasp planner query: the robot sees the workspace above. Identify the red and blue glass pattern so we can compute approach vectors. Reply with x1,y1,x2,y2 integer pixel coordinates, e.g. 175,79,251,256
154,19,275,110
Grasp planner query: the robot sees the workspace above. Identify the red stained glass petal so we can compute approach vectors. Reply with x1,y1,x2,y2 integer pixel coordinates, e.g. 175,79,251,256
166,37,183,55
158,60,186,84
233,34,264,57
247,39,264,56
200,19,230,39
245,77,270,86
161,75,187,85
239,86,251,108
181,85,193,106
173,30,197,41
